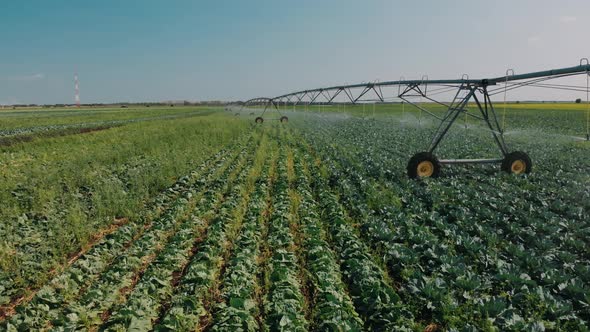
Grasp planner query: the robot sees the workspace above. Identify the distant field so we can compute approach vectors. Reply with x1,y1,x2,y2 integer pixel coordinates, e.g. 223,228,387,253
0,106,210,132
499,102,590,110
1,105,588,331
262,102,590,136
0,106,220,147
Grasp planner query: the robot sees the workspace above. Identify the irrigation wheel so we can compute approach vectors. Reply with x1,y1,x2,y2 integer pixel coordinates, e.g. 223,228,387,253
280,116,289,123
255,117,264,124
407,152,441,179
501,151,532,175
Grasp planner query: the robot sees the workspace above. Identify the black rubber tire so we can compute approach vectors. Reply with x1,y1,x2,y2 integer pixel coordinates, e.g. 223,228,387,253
255,117,264,124
280,116,289,123
501,151,532,175
407,152,441,179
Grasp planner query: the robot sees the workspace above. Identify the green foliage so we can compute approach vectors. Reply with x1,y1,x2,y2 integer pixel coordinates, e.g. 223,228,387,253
263,148,308,331
154,145,257,332
295,110,589,330
1,106,589,331
108,142,254,331
209,147,272,331
292,151,364,331
0,108,248,303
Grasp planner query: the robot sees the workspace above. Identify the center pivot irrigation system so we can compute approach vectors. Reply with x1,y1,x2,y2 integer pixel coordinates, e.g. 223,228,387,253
242,60,590,178
238,97,289,124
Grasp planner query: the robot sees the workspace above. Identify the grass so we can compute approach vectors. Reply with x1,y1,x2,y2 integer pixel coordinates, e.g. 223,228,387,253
0,107,249,301
0,106,205,131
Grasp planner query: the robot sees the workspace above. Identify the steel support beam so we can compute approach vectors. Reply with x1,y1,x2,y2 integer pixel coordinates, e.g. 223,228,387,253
439,158,503,164
271,63,590,102
427,85,475,153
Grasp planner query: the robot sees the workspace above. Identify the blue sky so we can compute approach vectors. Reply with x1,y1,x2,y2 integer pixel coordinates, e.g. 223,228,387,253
0,0,589,104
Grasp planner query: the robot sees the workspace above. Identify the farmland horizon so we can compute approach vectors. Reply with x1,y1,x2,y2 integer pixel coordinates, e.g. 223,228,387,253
0,100,588,109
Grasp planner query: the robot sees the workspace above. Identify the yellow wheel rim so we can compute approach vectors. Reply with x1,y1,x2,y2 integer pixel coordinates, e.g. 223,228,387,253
417,161,434,177
511,160,526,174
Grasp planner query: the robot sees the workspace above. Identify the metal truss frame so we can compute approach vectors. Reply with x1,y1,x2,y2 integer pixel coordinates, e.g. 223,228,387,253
258,62,590,168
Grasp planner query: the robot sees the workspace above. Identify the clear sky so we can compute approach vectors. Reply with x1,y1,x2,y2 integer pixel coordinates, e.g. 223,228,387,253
1,0,589,104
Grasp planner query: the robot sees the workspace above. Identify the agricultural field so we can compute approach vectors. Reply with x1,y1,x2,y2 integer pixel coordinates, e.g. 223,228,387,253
0,106,215,146
0,104,589,331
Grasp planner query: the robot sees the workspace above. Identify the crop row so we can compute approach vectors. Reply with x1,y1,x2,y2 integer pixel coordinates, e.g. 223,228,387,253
102,135,258,331
263,145,308,331
153,130,269,331
294,144,416,331
335,124,589,328
0,131,255,310
30,150,244,330
325,115,588,254
295,116,589,330
313,133,579,329
209,139,274,331
290,147,364,331
1,135,256,330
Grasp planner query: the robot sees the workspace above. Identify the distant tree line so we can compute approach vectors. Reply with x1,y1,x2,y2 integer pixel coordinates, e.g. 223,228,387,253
2,101,229,109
